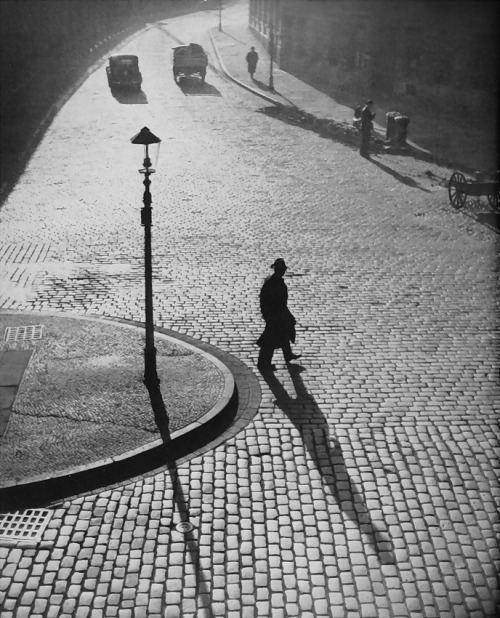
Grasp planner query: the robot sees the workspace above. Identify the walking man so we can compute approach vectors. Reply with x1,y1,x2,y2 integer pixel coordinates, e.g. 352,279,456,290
246,46,259,80
256,258,301,371
360,99,375,158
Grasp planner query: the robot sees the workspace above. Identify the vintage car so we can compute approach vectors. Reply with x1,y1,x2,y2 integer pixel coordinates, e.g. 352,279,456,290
106,55,142,91
172,43,208,83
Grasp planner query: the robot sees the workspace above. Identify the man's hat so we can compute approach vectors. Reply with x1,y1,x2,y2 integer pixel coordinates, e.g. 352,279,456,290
271,258,286,269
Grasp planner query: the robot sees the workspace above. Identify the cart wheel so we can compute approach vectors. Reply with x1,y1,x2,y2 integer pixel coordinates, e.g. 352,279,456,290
487,189,500,211
448,172,467,209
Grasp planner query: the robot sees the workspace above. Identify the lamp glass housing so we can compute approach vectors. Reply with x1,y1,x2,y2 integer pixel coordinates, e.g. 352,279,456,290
130,127,161,172
143,141,161,171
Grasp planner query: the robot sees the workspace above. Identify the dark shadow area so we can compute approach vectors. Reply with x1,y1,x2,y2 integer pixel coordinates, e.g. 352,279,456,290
145,382,170,442
252,77,274,93
257,103,489,175
369,156,432,192
456,201,500,235
177,77,221,97
166,462,215,618
252,77,298,109
110,87,148,104
386,143,435,165
475,211,500,233
250,79,297,107
260,364,395,565
143,379,214,614
257,104,382,154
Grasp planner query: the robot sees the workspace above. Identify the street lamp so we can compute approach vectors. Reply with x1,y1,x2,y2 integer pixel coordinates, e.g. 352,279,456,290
269,0,280,92
131,126,161,389
269,22,274,91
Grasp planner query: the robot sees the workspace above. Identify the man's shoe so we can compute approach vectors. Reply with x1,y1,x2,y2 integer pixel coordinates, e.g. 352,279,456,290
285,354,302,363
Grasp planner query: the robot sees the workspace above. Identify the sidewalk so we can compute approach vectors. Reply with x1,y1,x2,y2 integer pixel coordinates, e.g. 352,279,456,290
208,22,459,197
211,21,359,126
210,16,431,150
209,5,490,181
0,311,236,508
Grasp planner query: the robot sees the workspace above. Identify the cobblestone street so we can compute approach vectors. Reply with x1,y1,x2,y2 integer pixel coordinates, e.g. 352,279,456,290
0,2,499,617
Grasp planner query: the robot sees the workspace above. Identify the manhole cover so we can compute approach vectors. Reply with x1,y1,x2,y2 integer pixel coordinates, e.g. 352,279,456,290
4,325,44,343
0,509,53,544
176,522,194,534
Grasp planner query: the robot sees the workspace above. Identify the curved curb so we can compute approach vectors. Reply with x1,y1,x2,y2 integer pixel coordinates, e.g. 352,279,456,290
0,311,261,510
208,28,284,106
208,29,441,165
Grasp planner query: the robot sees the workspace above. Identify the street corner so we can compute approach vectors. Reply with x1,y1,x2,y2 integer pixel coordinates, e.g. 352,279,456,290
0,311,239,506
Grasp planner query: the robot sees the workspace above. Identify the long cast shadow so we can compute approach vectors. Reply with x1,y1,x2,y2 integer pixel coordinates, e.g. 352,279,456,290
146,382,214,616
252,77,274,92
145,382,171,442
165,461,214,618
369,156,432,192
252,78,297,107
176,78,221,97
110,87,148,104
260,365,395,564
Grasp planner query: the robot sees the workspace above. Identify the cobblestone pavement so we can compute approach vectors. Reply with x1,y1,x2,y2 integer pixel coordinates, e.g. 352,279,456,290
0,1,499,616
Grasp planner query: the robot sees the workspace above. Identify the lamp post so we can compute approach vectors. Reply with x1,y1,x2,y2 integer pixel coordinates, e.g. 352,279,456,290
130,126,161,389
269,21,274,91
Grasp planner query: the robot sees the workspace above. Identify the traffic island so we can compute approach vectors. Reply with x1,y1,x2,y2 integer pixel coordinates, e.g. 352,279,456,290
0,312,237,509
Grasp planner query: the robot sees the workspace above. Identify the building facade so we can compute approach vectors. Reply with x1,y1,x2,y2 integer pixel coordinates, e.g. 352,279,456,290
249,0,499,125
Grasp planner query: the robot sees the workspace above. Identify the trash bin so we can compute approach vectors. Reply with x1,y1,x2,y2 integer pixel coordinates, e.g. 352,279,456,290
386,111,401,141
394,115,410,146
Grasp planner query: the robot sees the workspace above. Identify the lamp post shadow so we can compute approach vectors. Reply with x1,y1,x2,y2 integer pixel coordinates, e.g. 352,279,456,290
166,461,215,618
145,383,215,616
259,365,395,564
145,382,170,443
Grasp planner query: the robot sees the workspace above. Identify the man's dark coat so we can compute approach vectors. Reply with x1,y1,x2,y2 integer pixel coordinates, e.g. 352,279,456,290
246,50,259,73
257,273,296,349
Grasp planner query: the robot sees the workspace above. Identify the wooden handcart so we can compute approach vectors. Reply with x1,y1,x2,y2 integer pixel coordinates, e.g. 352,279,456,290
448,171,499,210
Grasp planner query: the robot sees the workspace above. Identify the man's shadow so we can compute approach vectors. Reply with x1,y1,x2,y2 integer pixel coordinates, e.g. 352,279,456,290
259,365,395,564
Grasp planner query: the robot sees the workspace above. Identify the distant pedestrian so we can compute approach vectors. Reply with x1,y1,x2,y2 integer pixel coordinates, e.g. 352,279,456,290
246,46,259,79
360,99,375,158
256,258,302,371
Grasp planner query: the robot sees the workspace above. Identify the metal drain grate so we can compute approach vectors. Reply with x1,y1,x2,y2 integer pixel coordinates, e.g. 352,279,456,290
4,325,44,343
0,509,53,544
